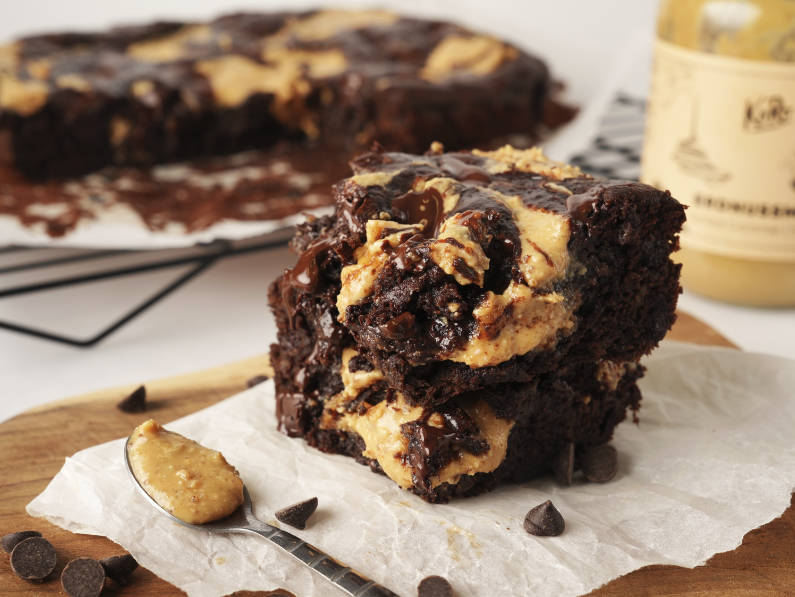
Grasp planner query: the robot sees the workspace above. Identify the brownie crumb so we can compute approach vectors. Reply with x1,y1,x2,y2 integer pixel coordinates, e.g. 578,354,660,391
100,553,138,585
117,385,147,413
2,530,42,554
61,558,106,597
10,536,57,581
246,375,270,388
582,444,618,483
275,497,318,530
524,500,565,537
553,442,575,486
418,575,454,597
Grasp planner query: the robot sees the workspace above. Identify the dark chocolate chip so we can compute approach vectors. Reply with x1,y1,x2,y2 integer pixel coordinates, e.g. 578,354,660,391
117,385,146,413
582,444,618,483
246,374,270,388
2,530,42,553
553,442,575,486
61,558,106,597
417,575,453,597
10,536,57,581
275,497,318,530
100,553,138,584
524,500,565,537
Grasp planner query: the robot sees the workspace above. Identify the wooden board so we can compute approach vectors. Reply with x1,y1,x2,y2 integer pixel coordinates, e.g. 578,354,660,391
0,312,792,596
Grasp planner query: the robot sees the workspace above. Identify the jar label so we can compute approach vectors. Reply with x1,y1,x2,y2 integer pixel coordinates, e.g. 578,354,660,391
641,39,795,261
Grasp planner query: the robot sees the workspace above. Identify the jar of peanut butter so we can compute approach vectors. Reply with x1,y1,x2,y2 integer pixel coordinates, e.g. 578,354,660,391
642,0,795,306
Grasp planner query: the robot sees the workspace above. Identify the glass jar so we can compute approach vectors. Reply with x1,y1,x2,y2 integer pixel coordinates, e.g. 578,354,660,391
642,0,795,306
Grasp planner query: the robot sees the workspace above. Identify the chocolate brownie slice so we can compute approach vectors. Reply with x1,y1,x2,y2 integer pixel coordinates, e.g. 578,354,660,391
0,10,553,180
273,144,685,407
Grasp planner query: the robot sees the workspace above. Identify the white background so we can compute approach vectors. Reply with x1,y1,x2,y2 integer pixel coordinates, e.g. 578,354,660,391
1,1,793,422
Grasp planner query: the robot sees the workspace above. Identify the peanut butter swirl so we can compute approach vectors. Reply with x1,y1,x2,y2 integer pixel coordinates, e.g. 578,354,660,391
335,145,590,368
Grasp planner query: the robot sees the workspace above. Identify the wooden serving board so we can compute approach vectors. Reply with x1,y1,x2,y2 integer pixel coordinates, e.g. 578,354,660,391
0,312,792,596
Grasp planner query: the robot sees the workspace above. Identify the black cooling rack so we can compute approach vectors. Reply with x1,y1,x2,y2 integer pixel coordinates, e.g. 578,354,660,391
0,234,291,347
0,93,646,348
569,93,645,180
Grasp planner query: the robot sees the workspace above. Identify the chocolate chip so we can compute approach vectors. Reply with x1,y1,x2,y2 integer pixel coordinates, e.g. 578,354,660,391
524,500,565,537
417,575,453,597
117,385,146,413
61,558,106,597
582,444,618,483
100,553,138,584
275,497,318,530
553,442,575,486
2,530,42,553
246,374,270,388
10,536,57,581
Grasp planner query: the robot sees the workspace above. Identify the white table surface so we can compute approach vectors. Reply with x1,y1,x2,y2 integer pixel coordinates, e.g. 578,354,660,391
1,1,793,423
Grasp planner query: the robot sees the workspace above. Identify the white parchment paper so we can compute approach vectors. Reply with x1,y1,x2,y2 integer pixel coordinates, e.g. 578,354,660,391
27,341,795,597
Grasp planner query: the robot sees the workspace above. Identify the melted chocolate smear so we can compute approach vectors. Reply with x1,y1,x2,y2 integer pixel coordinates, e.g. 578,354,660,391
275,392,306,437
438,154,491,183
391,187,444,238
0,142,346,237
403,408,488,491
566,185,604,222
284,236,335,292
378,312,418,340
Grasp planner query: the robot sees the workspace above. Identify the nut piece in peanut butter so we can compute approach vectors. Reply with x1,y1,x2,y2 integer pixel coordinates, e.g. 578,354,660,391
127,419,244,524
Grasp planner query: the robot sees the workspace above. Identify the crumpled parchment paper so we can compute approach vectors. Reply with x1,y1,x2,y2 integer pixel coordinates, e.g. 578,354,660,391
27,341,795,597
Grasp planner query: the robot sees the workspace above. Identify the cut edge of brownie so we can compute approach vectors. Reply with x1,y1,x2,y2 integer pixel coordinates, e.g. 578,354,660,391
274,350,644,503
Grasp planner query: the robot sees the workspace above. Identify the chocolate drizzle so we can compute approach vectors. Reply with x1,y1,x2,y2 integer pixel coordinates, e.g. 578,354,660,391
391,187,444,238
285,237,336,292
566,186,604,222
438,154,491,183
402,408,488,490
276,392,306,436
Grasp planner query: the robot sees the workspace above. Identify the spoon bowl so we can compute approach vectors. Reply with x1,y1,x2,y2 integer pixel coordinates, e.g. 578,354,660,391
124,434,398,597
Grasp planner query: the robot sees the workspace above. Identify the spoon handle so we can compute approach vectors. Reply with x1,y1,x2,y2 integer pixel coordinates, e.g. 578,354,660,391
241,524,400,597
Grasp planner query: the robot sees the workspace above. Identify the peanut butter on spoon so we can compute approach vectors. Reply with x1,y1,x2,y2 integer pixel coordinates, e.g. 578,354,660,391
126,419,243,524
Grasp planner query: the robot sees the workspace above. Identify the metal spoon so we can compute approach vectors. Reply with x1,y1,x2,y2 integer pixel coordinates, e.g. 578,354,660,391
124,436,399,597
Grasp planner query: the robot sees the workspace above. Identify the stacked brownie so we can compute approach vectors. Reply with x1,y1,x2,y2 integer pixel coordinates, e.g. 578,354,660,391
269,144,685,502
